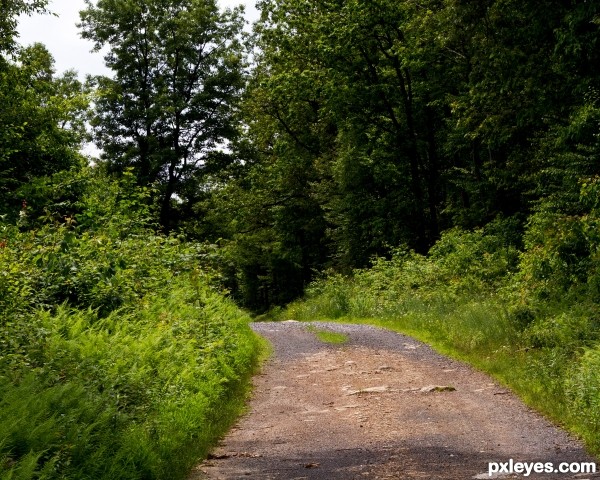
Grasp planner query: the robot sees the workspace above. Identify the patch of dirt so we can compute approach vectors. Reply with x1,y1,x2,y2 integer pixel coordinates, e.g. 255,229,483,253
188,321,598,479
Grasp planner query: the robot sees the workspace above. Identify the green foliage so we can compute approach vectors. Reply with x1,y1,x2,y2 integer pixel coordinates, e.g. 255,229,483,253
284,225,521,345
0,376,124,480
0,0,48,55
201,149,328,310
80,0,245,228
4,0,600,469
0,45,89,215
518,212,590,299
300,273,354,320
512,176,600,313
0,287,259,480
524,309,600,351
1,173,167,317
0,172,261,480
250,0,447,261
225,0,600,308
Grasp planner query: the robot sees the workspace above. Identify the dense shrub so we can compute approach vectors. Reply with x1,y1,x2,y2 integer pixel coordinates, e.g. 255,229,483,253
290,222,520,320
0,172,261,480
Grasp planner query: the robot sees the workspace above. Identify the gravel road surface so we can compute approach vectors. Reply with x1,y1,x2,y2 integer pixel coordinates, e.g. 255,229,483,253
189,321,599,480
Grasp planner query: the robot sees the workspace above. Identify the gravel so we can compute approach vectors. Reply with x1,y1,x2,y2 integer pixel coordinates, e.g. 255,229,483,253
189,321,599,480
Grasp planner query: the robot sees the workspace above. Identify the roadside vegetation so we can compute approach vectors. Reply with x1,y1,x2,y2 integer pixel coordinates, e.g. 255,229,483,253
2,2,261,479
0,170,261,480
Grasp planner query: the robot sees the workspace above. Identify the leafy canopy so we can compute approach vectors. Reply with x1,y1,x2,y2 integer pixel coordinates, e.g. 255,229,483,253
80,0,246,228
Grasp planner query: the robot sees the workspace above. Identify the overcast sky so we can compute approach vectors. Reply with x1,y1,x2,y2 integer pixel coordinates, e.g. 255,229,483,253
17,0,260,77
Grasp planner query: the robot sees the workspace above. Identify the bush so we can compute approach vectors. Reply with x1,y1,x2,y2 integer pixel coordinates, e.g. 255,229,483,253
0,172,261,480
286,224,519,321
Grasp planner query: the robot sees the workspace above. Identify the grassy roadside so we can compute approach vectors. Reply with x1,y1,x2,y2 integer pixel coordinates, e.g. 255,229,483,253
0,276,266,480
0,190,268,480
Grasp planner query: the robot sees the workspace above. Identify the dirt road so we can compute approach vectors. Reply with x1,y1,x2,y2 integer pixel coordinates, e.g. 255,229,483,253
189,321,598,479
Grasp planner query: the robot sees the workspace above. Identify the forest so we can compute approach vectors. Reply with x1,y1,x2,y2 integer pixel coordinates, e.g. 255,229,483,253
2,0,600,478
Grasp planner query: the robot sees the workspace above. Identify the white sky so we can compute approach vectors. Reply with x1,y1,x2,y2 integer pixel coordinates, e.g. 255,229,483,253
17,0,260,77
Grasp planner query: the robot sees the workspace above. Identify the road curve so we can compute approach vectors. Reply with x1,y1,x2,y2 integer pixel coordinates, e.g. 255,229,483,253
189,321,598,480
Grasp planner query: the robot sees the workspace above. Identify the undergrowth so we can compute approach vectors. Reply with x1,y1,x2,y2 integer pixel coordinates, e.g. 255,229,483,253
0,171,262,480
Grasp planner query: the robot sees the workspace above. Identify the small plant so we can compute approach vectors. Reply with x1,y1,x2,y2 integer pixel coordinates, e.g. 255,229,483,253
306,325,348,344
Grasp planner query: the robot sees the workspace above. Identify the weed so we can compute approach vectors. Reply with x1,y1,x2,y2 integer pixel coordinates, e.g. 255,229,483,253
305,325,348,344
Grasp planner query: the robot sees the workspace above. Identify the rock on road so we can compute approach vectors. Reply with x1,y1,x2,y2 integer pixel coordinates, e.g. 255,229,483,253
189,321,599,480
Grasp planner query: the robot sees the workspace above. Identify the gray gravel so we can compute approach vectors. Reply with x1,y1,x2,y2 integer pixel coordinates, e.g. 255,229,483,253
252,320,459,362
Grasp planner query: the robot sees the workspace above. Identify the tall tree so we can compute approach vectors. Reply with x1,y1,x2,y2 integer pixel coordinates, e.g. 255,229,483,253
0,43,89,216
246,0,453,265
0,0,48,55
434,0,571,226
80,0,245,228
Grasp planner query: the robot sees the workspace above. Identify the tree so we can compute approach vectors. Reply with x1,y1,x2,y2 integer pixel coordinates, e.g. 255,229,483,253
247,0,581,262
0,1,88,218
80,0,245,229
225,0,576,308
432,0,571,227
245,0,453,267
0,43,89,217
0,0,48,55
